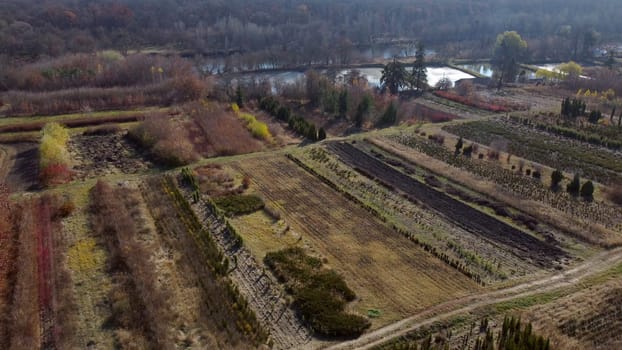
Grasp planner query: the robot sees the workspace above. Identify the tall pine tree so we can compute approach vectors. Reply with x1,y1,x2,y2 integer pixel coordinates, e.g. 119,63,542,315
411,41,428,91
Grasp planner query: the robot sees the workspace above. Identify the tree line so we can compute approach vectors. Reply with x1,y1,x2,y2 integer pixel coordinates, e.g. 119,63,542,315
1,0,621,64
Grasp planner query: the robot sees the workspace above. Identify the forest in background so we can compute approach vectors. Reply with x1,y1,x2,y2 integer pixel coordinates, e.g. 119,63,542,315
1,0,621,67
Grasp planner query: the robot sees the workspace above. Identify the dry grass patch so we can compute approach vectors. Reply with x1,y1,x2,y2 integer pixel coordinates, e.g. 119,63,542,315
61,183,115,348
525,277,622,350
228,209,299,262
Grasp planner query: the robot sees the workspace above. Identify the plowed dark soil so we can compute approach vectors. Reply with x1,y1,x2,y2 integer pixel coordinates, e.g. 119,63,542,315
328,142,566,268
5,143,39,192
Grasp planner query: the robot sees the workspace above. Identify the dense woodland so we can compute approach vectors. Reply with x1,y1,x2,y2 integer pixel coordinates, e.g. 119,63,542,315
1,0,621,68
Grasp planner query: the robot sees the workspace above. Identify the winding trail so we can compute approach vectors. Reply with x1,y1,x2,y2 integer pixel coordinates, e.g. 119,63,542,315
325,246,622,349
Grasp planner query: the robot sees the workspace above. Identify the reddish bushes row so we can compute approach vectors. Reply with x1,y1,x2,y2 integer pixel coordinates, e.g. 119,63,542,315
2,193,77,349
39,164,73,186
434,90,511,112
3,53,196,92
0,184,16,349
3,75,207,117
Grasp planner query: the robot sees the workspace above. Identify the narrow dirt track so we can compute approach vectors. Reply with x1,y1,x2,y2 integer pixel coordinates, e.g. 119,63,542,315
328,142,566,268
325,245,622,350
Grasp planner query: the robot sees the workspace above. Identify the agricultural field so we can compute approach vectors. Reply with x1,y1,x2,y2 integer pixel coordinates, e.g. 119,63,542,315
327,142,567,269
230,155,480,326
293,144,570,284
381,131,622,247
526,275,622,349
444,117,622,185
3,22,622,350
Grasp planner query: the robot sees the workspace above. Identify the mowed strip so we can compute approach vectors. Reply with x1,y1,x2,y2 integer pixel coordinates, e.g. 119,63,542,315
233,155,479,323
0,113,143,134
328,142,567,268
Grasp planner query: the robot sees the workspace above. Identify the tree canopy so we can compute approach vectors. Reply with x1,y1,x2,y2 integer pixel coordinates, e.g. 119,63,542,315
410,42,427,91
380,58,407,95
492,31,528,85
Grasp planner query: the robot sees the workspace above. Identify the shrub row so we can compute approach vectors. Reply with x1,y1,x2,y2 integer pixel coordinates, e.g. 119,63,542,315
259,96,326,141
412,102,459,123
264,247,370,338
145,176,267,345
90,181,175,348
161,176,230,275
178,168,246,248
4,53,197,92
127,114,198,167
231,103,273,141
162,177,268,342
212,194,265,216
4,75,206,117
39,122,72,186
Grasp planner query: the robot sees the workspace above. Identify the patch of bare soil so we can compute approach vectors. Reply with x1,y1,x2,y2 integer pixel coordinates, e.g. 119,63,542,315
2,142,39,192
69,132,151,179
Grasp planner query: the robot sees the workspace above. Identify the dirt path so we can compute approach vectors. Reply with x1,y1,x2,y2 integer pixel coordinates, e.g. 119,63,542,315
325,245,622,350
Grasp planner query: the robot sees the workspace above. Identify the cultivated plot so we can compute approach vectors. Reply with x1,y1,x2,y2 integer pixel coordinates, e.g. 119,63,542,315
232,155,480,325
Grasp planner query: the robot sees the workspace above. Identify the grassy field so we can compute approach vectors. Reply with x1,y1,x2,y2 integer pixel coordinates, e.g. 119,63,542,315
232,155,480,326
227,209,300,262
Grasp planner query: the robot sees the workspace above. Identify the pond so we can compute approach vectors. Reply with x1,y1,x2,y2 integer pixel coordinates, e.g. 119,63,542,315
357,46,437,60
335,66,475,88
232,66,475,91
458,62,566,80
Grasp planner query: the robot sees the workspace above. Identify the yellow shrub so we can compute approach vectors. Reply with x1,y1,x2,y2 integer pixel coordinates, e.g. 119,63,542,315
68,238,106,274
249,121,271,140
238,112,256,124
233,106,272,142
41,122,69,145
231,103,240,114
237,112,272,141
39,134,70,167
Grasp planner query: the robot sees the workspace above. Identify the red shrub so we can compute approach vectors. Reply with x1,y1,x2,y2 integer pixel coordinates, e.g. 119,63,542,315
40,164,72,186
